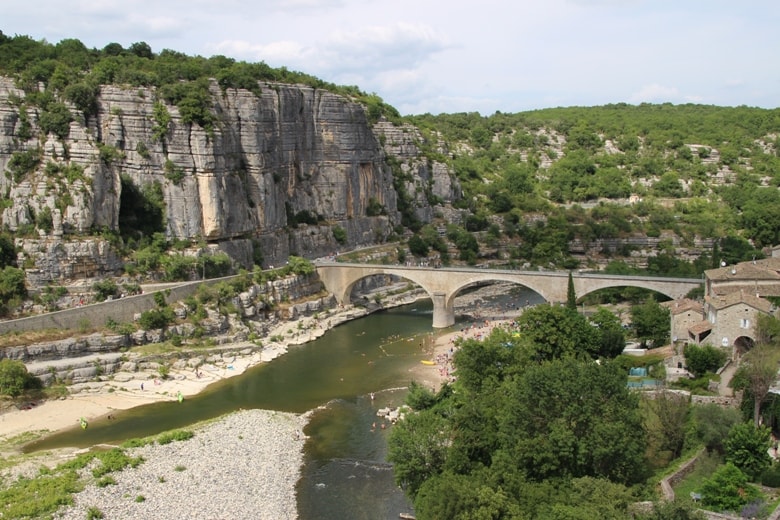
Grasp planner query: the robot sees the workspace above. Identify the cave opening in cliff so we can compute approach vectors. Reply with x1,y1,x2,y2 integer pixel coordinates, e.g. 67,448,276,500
118,174,166,244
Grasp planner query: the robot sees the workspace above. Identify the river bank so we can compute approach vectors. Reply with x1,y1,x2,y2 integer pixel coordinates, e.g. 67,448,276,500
0,281,528,519
2,281,527,444
55,409,308,520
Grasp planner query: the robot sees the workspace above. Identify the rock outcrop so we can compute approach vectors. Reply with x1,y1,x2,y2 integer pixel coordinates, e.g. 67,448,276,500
0,77,461,284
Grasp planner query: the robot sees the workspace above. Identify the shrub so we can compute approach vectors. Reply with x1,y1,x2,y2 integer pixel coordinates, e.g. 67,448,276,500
138,307,175,330
760,463,780,487
34,206,53,233
6,148,41,183
38,101,73,139
332,225,347,244
98,143,123,165
366,197,386,216
136,141,150,159
91,448,144,478
0,359,41,397
95,476,116,488
164,159,185,185
92,279,118,302
87,507,104,519
700,462,760,512
684,344,727,377
157,430,194,445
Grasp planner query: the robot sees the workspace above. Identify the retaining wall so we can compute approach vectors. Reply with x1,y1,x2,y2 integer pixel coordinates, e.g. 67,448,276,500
0,275,241,335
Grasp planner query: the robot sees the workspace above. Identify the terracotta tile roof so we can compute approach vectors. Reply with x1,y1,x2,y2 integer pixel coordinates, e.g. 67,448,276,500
688,320,713,335
663,298,704,316
707,290,773,313
705,261,780,282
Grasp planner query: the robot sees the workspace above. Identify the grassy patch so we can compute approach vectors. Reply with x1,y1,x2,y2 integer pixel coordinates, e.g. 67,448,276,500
672,450,723,499
90,448,144,478
0,468,82,518
157,429,194,445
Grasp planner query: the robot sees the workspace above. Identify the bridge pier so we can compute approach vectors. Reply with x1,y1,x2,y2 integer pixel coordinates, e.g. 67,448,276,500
431,291,455,328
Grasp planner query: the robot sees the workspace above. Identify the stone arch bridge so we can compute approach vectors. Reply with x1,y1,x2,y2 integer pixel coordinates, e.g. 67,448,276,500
316,262,702,328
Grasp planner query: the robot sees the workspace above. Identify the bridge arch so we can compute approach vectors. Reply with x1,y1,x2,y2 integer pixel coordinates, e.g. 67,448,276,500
576,278,681,301
445,277,549,313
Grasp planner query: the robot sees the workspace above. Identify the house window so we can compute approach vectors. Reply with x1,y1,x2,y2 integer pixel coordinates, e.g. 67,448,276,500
740,318,750,329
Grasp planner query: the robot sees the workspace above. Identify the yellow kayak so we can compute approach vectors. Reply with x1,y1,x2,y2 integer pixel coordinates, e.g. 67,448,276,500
421,360,436,366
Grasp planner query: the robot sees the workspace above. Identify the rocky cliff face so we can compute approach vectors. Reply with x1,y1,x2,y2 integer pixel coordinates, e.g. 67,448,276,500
0,77,460,283
374,120,462,223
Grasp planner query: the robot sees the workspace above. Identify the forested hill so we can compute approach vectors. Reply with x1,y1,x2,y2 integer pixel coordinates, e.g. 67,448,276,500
1,31,779,295
407,104,780,266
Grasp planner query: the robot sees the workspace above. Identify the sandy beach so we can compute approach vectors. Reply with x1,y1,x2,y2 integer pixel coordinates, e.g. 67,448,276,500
410,317,514,391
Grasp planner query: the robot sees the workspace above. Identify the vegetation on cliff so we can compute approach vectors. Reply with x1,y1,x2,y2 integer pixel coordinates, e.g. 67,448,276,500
0,31,778,310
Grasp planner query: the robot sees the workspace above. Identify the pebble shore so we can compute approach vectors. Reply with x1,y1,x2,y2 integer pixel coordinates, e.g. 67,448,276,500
55,409,307,520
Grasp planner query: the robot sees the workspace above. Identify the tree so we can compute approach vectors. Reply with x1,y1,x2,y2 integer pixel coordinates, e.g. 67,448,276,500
92,279,118,302
635,499,706,520
407,234,429,258
566,271,577,310
0,234,16,268
0,266,27,315
724,422,772,479
496,357,647,484
756,314,780,345
699,462,760,512
0,359,40,397
688,404,742,454
413,472,521,520
405,380,437,411
452,331,516,394
630,296,670,348
128,41,153,59
730,344,780,426
535,477,636,520
589,307,626,359
645,391,690,461
515,304,600,361
387,409,451,497
683,344,727,378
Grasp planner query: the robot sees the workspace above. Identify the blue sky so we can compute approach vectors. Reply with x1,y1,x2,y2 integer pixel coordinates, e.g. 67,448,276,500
3,0,779,115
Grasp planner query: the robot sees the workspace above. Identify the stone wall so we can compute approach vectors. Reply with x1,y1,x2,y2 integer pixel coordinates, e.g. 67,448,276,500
0,277,230,335
0,271,326,335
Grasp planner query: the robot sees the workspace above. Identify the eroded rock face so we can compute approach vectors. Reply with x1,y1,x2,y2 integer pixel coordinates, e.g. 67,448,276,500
373,119,462,223
0,77,461,278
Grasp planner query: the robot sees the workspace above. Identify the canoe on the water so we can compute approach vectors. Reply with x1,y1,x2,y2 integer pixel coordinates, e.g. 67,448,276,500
420,360,435,365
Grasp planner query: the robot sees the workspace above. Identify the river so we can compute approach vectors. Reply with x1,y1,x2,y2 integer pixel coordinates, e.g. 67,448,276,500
25,285,543,519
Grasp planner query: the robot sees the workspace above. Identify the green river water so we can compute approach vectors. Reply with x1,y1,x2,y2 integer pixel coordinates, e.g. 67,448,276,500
25,287,542,519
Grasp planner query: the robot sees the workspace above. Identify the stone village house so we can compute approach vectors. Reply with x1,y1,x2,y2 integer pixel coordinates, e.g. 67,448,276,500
669,255,780,357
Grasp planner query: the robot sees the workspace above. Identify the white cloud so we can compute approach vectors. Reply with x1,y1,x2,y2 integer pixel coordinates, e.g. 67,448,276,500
215,21,448,82
3,0,778,114
628,84,680,104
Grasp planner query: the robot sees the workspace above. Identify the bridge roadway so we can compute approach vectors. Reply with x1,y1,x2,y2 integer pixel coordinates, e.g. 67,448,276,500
316,262,702,328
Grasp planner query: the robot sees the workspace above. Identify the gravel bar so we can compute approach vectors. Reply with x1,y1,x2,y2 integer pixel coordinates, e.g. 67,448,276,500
55,409,307,520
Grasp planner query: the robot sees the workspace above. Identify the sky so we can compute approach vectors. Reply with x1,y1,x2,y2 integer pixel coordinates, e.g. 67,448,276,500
3,0,779,115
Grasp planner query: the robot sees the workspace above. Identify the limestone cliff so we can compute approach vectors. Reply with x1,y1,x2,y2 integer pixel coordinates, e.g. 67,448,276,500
0,77,460,282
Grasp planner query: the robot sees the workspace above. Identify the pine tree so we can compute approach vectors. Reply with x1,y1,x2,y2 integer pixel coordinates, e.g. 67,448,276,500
566,271,577,310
